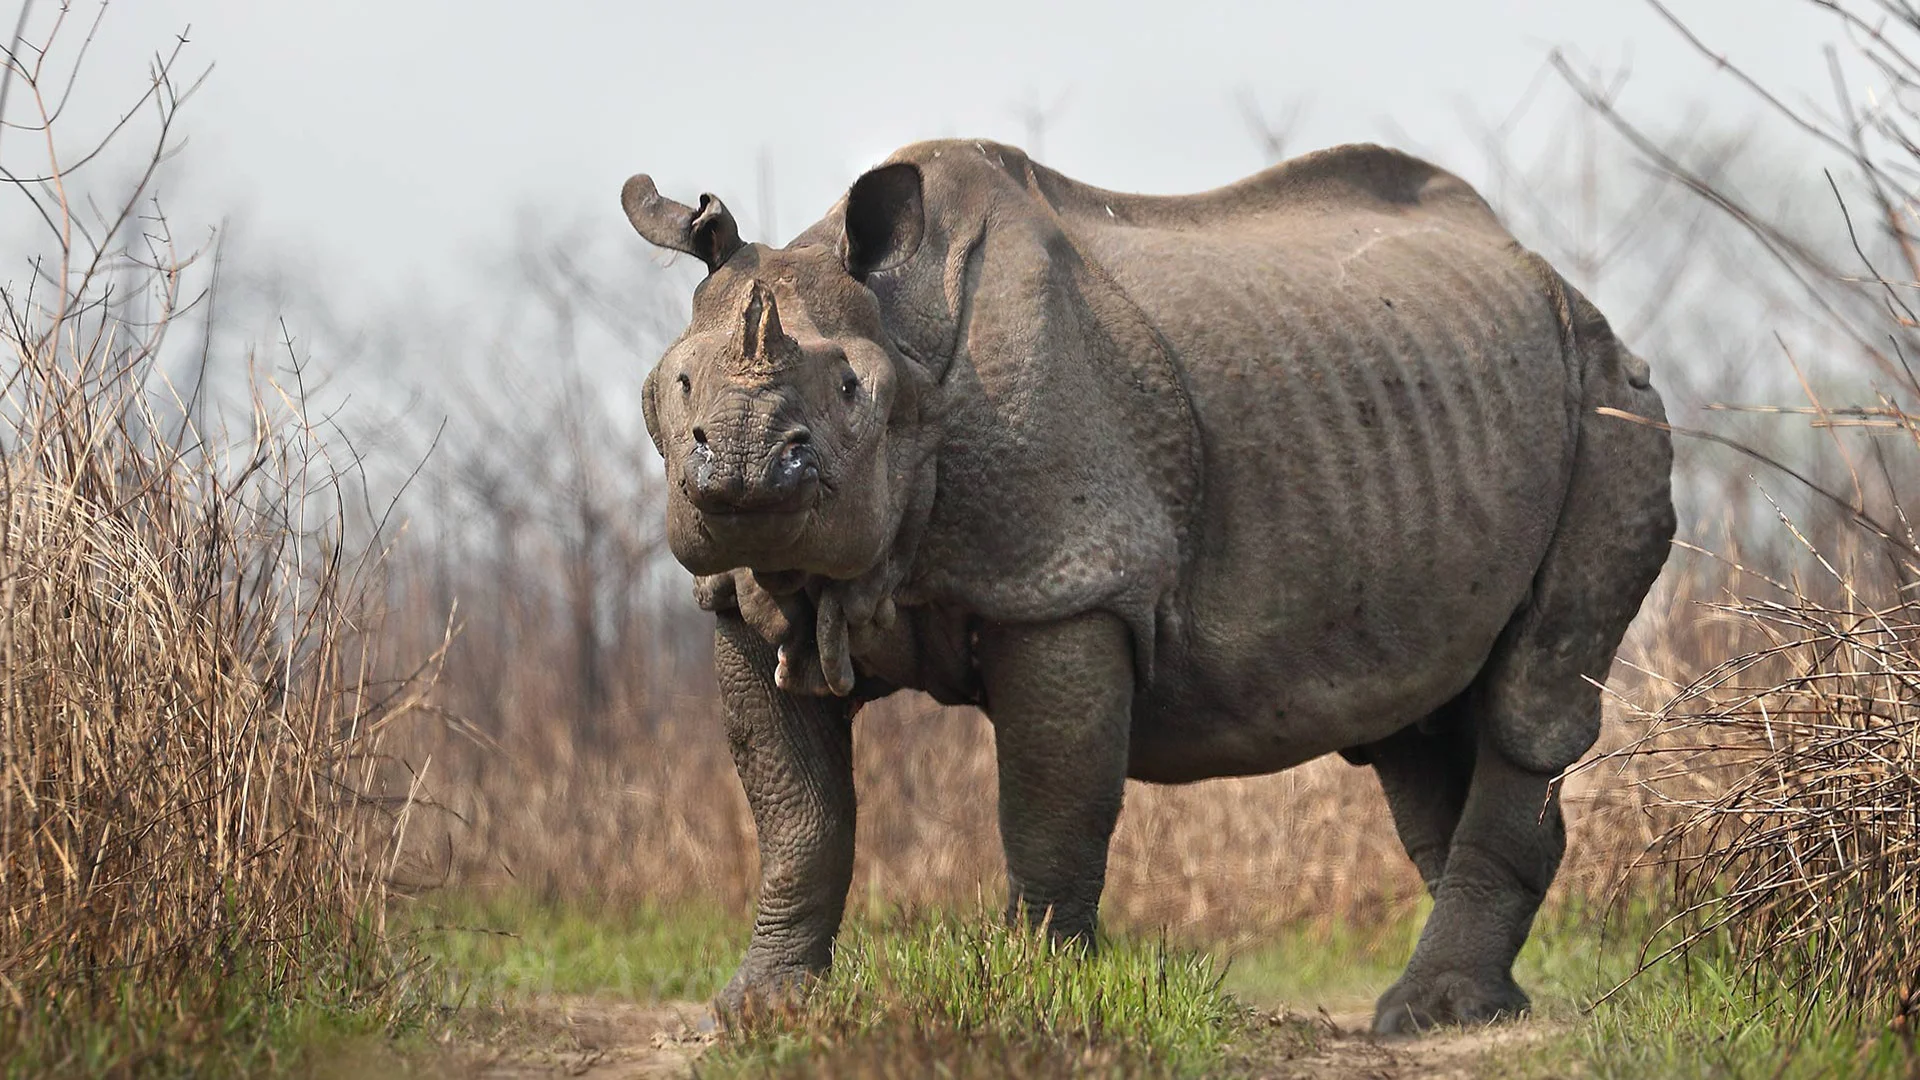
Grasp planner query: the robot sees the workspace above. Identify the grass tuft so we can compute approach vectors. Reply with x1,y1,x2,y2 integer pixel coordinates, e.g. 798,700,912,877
704,912,1244,1078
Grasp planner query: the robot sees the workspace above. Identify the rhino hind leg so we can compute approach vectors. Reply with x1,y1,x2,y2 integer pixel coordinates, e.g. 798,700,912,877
1369,726,1560,1035
1367,698,1476,895
1372,365,1674,1036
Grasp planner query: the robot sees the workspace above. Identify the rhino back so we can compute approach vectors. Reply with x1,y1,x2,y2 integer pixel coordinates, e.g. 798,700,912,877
1059,162,1581,775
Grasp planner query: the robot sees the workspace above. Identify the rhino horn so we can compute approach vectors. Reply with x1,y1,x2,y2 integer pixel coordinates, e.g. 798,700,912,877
621,174,744,272
733,281,802,377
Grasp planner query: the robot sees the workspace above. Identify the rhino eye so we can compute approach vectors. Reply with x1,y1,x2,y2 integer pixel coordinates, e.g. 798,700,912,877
840,372,859,399
677,372,691,394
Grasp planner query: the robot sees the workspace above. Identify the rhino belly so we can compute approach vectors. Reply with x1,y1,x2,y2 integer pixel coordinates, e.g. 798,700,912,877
1118,231,1575,782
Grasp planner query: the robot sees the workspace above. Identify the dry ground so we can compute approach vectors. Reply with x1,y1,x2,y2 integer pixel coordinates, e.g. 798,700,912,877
431,996,1558,1080
460,999,713,1080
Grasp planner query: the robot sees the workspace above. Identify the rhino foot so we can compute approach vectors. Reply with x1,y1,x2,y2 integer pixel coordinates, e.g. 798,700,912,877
1371,970,1529,1035
713,963,820,1029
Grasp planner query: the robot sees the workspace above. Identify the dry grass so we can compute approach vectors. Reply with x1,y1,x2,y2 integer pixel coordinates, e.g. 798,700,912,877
1610,537,1920,1031
1556,0,1920,1033
402,689,1427,937
0,7,438,1069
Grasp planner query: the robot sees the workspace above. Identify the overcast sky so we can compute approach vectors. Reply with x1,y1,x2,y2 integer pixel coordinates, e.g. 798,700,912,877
0,1,1877,309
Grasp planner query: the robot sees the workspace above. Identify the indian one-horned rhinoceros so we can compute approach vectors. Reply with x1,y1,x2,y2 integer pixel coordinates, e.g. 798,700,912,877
619,140,1675,1035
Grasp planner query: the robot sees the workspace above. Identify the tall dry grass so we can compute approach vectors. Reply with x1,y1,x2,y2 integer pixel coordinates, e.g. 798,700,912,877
1558,0,1920,1031
1612,536,1920,1029
0,6,438,1067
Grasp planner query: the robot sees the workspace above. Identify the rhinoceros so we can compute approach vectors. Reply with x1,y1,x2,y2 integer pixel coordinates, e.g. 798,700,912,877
620,139,1674,1034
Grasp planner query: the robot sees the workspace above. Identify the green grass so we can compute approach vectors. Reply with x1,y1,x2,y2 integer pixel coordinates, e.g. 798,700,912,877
402,889,1920,1079
702,912,1252,1078
1528,932,1919,1079
401,889,742,1004
1217,894,1918,1077
17,876,1909,1078
33,886,1896,1077
1217,897,1431,1008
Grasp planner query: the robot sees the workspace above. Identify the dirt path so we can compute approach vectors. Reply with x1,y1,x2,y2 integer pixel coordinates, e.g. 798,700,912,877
442,999,1556,1079
456,999,714,1079
1254,1006,1560,1079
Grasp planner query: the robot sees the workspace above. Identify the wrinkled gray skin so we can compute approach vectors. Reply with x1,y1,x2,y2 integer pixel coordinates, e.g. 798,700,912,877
621,141,1674,1035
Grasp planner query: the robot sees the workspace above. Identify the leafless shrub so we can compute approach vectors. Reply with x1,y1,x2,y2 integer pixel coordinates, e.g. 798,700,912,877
1612,533,1920,1026
0,3,437,1064
1564,0,1920,1030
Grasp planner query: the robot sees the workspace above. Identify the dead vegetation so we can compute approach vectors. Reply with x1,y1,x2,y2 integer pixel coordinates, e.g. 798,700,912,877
1552,0,1920,1033
0,5,438,1068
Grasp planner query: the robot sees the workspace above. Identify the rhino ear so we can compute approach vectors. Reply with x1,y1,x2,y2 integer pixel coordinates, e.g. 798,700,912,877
622,174,744,272
639,362,665,456
843,163,924,280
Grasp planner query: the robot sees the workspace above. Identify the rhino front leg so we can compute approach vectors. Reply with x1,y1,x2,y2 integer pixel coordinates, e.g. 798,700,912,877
712,611,857,1022
977,612,1133,942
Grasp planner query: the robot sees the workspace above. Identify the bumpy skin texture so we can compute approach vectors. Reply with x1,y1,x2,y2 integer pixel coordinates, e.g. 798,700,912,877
621,140,1677,1033
977,612,1135,940
711,611,857,1020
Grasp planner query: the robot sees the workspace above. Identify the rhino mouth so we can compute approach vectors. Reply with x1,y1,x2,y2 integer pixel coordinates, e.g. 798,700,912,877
696,501,814,519
681,468,824,520
692,501,816,557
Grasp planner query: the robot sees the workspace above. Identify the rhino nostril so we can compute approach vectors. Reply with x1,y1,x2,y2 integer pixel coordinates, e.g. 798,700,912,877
692,426,708,445
777,428,814,465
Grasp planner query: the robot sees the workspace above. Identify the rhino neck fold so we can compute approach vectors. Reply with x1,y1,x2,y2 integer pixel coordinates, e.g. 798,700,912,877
761,419,939,697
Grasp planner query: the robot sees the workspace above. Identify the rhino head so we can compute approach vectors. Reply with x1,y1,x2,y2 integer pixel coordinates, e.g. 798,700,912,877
623,165,934,592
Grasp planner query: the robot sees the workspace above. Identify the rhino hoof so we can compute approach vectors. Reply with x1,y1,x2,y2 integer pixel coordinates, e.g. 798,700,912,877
713,966,817,1029
1371,971,1530,1036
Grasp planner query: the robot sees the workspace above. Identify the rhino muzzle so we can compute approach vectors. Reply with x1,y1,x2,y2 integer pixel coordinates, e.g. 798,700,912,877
684,426,819,516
